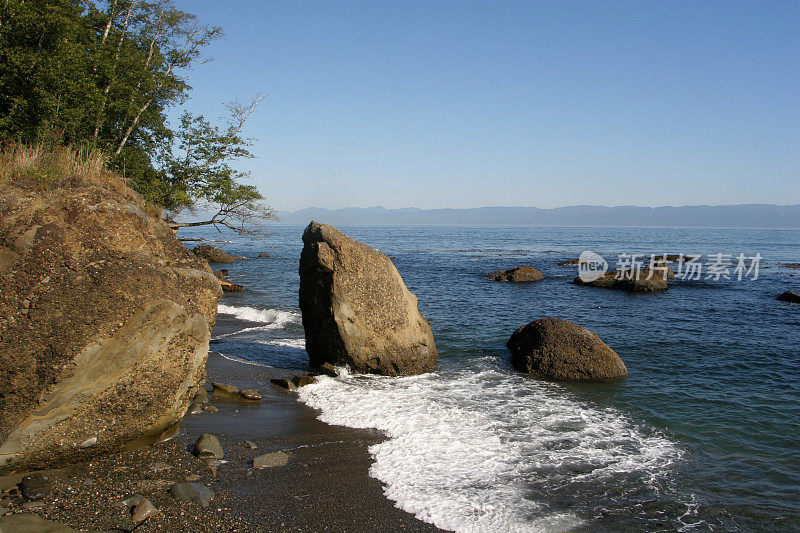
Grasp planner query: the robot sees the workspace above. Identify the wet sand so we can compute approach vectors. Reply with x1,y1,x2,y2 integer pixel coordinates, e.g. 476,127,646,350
0,315,441,532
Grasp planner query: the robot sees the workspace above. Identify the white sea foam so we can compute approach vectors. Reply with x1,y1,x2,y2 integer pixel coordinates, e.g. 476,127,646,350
217,304,300,329
215,351,270,367
298,363,681,532
256,338,307,349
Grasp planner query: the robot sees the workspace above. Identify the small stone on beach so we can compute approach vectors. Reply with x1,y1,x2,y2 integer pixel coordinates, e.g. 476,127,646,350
131,498,159,522
253,451,289,469
292,375,318,387
193,434,224,459
170,482,215,507
19,472,50,501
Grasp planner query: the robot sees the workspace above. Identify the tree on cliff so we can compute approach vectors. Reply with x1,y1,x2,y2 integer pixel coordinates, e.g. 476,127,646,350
0,0,275,238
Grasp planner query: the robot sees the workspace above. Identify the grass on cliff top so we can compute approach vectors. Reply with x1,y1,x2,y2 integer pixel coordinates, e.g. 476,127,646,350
0,143,126,194
0,143,161,219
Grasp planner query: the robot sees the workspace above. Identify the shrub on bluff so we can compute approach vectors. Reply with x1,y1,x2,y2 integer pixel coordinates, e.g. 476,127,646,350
299,222,437,375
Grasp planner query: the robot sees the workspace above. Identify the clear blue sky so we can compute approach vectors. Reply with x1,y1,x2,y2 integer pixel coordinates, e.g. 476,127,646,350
174,0,799,211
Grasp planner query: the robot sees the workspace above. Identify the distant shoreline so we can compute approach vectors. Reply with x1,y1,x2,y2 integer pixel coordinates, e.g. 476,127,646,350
276,204,800,229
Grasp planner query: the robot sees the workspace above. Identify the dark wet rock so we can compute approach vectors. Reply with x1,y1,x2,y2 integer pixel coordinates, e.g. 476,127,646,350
558,258,583,266
253,451,289,469
243,440,258,450
299,221,437,376
19,472,50,501
203,405,218,413
132,497,159,521
782,263,800,270
193,434,224,460
257,253,271,258
485,266,544,282
777,291,800,303
187,402,203,415
238,389,262,401
508,318,628,381
0,514,78,532
212,269,230,279
192,245,236,263
211,382,238,395
318,362,337,377
169,482,215,507
270,378,297,391
292,375,318,388
573,268,668,292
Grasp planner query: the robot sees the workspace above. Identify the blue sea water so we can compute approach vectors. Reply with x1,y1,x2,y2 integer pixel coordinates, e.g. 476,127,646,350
188,224,800,532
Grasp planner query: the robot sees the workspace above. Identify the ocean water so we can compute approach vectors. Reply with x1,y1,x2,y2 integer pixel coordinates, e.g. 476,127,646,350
187,224,800,532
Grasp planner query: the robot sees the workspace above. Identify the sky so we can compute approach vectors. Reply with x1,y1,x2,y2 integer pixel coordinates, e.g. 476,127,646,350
173,0,799,212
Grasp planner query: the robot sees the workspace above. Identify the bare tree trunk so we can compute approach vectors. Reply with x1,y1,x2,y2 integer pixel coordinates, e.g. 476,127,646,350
99,0,118,48
94,3,133,140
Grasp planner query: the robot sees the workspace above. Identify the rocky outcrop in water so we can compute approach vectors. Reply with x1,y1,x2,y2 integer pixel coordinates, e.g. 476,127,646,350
299,221,437,375
485,266,544,282
777,291,800,303
192,245,236,263
573,268,668,292
0,180,221,472
507,318,628,381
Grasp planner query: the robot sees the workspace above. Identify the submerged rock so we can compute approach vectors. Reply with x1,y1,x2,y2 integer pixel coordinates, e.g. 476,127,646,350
777,291,800,303
192,245,236,263
299,221,437,376
291,375,318,388
573,268,668,292
507,318,628,381
485,266,544,282
0,180,220,472
169,482,215,507
257,253,271,258
270,378,297,391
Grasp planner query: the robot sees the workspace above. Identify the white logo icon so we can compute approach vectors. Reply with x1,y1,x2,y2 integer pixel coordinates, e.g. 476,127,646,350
577,251,608,282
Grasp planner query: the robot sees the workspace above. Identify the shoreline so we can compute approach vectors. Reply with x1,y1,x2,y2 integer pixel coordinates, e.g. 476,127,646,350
0,314,441,532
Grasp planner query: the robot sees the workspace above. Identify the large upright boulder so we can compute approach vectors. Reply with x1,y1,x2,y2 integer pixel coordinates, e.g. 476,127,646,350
507,318,628,381
0,179,221,472
299,222,436,375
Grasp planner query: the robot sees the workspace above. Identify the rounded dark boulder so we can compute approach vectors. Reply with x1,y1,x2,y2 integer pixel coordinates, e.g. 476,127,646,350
485,266,544,282
507,318,628,381
777,291,800,303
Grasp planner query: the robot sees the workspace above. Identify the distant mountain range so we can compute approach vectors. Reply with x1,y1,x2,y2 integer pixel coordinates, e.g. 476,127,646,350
278,204,800,229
